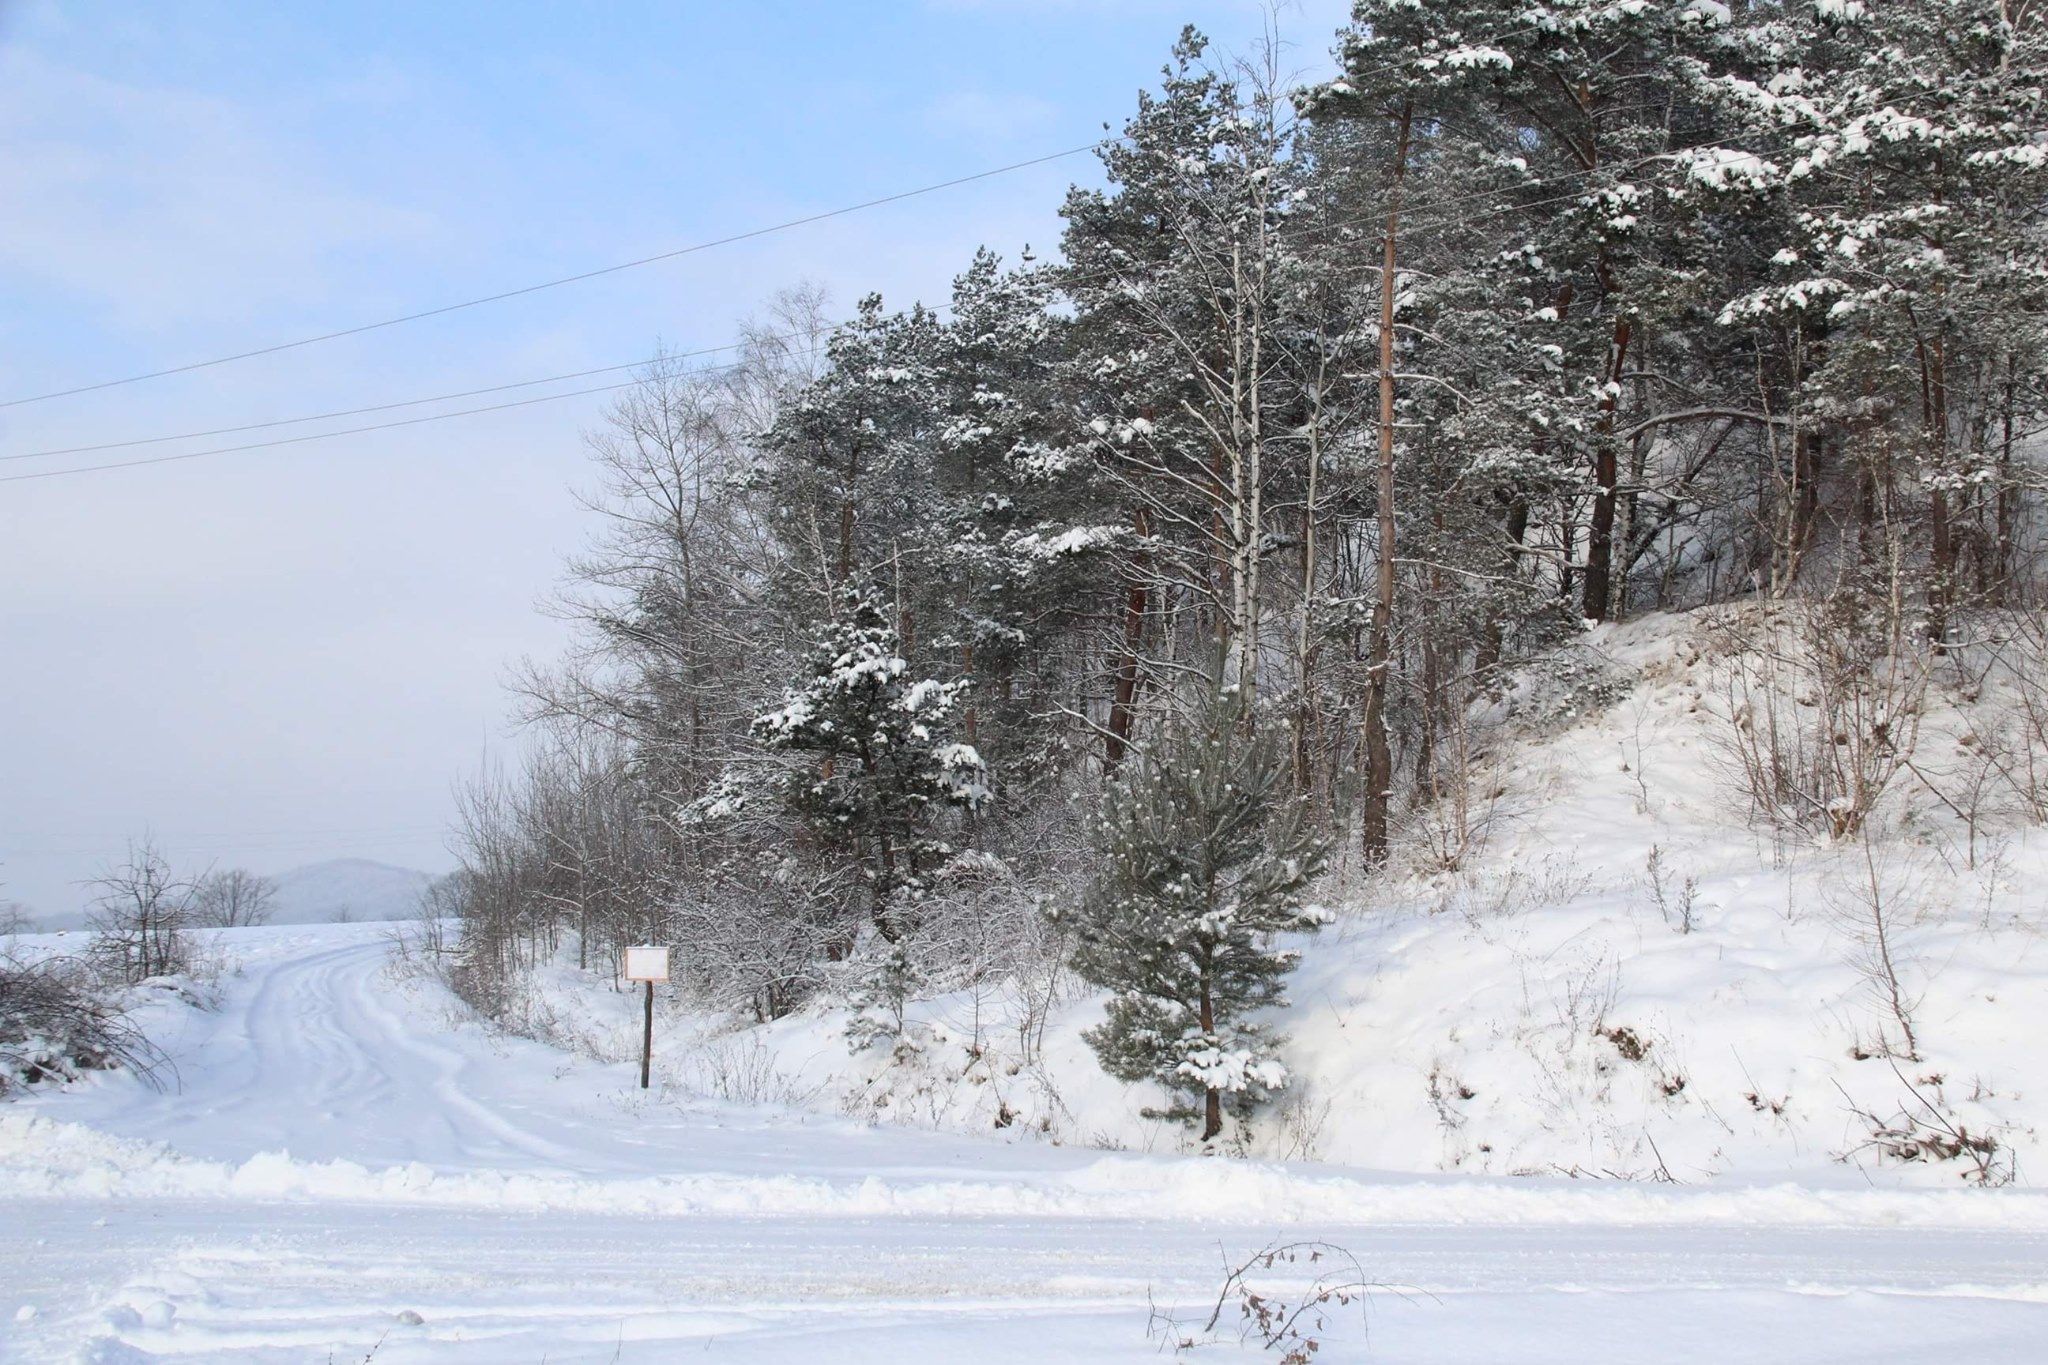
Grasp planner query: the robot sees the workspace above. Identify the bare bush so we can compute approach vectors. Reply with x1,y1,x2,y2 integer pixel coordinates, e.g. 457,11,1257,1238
1826,826,1924,1062
678,1033,822,1108
1836,1064,2013,1186
1938,608,2048,827
86,839,197,985
1643,845,1699,934
667,832,855,1025
1711,586,1929,844
0,952,171,1094
1152,1241,1379,1363
384,880,460,982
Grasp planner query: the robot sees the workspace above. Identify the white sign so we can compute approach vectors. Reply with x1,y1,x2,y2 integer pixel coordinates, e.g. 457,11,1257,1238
623,946,670,982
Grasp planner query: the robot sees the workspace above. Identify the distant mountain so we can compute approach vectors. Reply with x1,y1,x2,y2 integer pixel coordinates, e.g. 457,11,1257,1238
267,858,436,925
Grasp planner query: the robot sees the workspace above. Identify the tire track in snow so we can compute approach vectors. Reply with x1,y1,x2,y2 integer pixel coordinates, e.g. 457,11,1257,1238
24,933,591,1172
324,939,586,1166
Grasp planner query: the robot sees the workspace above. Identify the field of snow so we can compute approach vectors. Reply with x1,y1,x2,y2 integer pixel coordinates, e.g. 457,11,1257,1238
2,919,2045,1362
9,859,435,933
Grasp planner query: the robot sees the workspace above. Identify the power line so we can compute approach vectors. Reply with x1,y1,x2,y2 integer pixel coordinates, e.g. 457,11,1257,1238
0,140,1114,412
2,150,1701,470
4,137,1763,485
6,829,450,856
0,347,736,463
6,821,447,837
0,5,1775,418
0,373,715,484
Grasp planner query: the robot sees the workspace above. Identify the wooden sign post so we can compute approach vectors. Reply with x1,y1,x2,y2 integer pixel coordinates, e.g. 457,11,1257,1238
623,946,670,1090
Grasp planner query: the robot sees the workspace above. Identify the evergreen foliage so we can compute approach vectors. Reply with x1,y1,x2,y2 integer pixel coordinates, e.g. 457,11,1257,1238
751,585,989,942
1065,682,1330,1141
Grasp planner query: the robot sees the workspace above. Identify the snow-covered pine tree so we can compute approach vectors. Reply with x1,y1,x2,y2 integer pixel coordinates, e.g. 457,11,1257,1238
1057,28,1305,758
750,585,989,944
1064,678,1329,1143
1710,0,2048,627
917,248,1107,789
757,292,943,596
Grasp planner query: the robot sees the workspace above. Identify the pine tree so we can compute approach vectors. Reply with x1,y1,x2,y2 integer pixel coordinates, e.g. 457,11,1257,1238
1058,29,1306,758
758,293,943,593
1711,0,2048,624
917,248,1102,787
1064,680,1329,1142
751,585,989,942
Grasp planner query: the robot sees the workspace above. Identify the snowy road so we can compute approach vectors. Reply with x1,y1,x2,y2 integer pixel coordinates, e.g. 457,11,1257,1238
4,925,2046,1362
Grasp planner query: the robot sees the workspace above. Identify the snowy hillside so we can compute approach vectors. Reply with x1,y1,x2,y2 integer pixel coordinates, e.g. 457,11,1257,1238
267,857,435,925
8,606,2048,1357
498,609,2048,1186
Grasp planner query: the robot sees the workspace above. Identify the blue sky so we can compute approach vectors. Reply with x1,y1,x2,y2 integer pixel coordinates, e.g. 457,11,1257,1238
0,0,1348,920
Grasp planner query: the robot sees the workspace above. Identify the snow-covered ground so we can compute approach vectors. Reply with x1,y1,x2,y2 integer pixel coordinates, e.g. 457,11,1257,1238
3,921,2046,1362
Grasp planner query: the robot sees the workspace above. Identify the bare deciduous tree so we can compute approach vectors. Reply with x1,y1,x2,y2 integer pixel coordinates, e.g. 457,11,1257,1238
86,839,196,984
193,867,278,929
0,902,34,937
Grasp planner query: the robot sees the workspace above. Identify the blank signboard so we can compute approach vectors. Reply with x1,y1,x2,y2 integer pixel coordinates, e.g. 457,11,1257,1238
623,945,669,982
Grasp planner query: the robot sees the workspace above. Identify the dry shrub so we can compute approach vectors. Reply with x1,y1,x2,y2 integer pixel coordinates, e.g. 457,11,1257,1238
1152,1240,1380,1363
0,953,171,1094
1709,589,1930,843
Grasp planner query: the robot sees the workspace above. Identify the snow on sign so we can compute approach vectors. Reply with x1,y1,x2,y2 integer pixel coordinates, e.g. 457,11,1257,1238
624,946,669,982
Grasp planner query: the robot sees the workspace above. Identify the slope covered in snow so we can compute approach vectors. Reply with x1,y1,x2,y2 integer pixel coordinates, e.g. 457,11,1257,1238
495,609,2048,1188
5,610,2046,1361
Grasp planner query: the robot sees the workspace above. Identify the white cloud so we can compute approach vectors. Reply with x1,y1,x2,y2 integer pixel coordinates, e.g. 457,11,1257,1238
0,50,439,339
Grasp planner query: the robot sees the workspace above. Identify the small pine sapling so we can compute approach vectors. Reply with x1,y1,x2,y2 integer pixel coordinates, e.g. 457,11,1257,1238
1063,681,1330,1142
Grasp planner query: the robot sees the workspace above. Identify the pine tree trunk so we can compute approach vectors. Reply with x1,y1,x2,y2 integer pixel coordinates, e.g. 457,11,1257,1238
1362,99,1412,867
1995,360,2018,599
1475,494,1528,678
1582,315,1633,622
1199,970,1222,1142
1915,323,1955,646
838,500,855,585
1105,505,1152,775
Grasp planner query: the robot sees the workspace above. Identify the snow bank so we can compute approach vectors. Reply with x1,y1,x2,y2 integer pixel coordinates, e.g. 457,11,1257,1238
5,1111,2044,1230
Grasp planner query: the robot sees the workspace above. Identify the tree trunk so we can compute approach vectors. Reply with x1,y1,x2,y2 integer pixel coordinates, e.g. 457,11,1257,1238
1475,494,1528,678
837,500,855,585
1294,350,1329,798
1199,969,1222,1142
1582,314,1634,621
1104,505,1153,775
1995,359,2018,599
1362,99,1413,867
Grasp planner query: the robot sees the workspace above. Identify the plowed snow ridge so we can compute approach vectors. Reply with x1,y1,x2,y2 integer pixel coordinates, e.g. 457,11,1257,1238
5,1112,2043,1228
